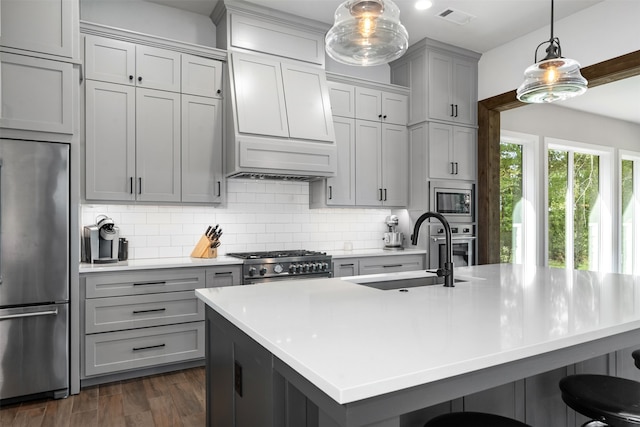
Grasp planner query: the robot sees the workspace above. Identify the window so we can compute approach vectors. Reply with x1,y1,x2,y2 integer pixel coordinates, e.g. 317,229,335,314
545,139,612,272
499,132,538,265
620,153,640,275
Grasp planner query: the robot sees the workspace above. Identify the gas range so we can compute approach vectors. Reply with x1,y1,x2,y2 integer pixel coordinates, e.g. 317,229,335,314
226,250,332,284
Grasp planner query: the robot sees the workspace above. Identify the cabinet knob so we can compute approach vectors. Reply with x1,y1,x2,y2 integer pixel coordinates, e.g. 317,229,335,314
216,89,221,94
138,76,142,82
383,115,387,119
378,114,382,119
129,75,134,81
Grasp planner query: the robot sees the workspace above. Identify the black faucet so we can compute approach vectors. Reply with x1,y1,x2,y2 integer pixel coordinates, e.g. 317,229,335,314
411,212,454,287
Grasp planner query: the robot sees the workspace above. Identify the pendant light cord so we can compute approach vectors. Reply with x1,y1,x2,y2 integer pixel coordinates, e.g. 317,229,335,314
550,0,555,42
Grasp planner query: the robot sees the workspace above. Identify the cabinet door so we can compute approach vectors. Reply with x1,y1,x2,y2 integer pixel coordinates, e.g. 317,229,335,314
1,0,75,58
428,51,454,122
355,120,382,206
231,53,288,137
332,260,359,277
452,58,476,125
135,88,181,202
326,117,356,206
0,53,73,135
182,55,223,98
135,45,181,92
381,124,408,207
428,123,455,180
328,81,355,118
85,81,136,201
452,127,476,180
84,36,136,85
355,86,382,122
381,92,408,125
281,62,334,142
206,267,242,288
181,95,223,203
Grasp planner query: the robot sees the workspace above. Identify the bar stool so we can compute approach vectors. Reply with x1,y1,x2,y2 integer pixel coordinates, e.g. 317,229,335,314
424,412,532,427
559,374,640,426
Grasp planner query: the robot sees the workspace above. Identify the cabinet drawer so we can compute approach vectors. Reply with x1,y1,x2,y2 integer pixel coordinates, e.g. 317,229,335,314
84,322,204,376
85,269,206,298
85,291,204,334
359,255,424,275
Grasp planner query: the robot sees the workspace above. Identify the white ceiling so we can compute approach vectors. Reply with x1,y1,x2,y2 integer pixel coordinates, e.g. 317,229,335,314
144,0,640,124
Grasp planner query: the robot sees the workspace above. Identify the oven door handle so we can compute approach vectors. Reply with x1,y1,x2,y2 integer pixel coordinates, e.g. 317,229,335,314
430,236,476,242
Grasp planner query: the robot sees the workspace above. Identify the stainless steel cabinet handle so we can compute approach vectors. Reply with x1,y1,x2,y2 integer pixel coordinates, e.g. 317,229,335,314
133,281,166,286
431,236,477,242
133,343,165,351
0,308,58,320
132,308,166,314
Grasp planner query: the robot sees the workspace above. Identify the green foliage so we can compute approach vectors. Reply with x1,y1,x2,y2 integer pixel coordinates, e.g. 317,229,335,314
499,142,522,263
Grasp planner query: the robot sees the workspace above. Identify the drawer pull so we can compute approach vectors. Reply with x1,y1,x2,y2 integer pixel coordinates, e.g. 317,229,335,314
382,264,402,268
132,308,166,314
133,281,166,286
340,263,354,267
132,343,166,352
215,272,233,276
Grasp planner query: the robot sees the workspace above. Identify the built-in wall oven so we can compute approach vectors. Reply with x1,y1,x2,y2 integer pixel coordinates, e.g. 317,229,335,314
430,181,474,223
429,223,475,270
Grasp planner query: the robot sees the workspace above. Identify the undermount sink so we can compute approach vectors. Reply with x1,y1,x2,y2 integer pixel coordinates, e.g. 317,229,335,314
346,275,468,291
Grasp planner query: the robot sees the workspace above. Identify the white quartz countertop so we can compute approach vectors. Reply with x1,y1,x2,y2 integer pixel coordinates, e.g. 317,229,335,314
196,264,640,404
79,256,242,273
327,248,426,259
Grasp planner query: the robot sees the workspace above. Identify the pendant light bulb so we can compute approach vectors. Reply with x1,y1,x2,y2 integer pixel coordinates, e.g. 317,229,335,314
325,0,408,67
516,0,587,103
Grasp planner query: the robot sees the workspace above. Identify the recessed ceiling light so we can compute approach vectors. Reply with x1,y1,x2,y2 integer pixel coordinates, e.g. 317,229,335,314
415,0,433,10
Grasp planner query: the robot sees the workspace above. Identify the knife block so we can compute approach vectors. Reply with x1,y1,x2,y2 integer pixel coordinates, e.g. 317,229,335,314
190,235,218,258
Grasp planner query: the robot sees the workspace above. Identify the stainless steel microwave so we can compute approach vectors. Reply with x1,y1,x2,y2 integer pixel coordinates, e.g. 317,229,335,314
429,181,474,223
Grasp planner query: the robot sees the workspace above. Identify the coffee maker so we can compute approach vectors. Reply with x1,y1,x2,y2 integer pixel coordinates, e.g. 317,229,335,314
82,214,120,263
383,215,404,250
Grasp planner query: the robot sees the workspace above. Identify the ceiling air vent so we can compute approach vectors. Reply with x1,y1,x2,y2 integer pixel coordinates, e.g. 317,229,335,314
437,8,475,25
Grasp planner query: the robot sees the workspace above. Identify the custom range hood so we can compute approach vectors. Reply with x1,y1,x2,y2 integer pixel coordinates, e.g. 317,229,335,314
224,51,337,181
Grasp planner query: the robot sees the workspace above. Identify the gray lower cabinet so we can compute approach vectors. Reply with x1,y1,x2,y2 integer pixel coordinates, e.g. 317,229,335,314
332,254,426,277
81,265,241,382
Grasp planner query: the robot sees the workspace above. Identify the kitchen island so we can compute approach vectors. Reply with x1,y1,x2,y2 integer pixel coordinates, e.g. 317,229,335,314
195,264,640,427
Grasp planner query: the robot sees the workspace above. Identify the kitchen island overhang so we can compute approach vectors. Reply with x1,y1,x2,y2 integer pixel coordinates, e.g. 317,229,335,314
196,264,640,427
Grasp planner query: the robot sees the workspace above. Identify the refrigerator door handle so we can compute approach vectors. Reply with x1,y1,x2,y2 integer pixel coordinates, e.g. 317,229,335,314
0,308,58,320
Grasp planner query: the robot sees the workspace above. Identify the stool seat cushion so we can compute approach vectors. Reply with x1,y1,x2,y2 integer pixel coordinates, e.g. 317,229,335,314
559,374,640,426
424,412,532,427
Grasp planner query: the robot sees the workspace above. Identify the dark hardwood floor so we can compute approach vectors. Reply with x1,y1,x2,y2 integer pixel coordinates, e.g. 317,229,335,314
0,367,205,427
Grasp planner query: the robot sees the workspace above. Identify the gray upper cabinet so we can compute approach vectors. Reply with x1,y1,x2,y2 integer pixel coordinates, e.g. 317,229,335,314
182,54,223,98
181,95,223,203
326,116,356,206
355,87,408,126
85,36,181,92
355,121,408,206
85,81,180,202
428,50,476,126
328,81,355,118
390,38,481,127
428,123,476,181
0,0,78,59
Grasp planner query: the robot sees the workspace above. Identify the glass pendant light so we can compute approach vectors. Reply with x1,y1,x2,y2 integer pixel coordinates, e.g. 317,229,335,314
516,0,587,103
325,0,409,66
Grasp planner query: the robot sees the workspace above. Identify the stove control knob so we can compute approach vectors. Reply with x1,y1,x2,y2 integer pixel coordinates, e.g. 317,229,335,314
312,263,319,271
302,264,309,272
248,267,257,276
289,264,296,273
259,267,267,276
321,263,328,271
274,264,284,274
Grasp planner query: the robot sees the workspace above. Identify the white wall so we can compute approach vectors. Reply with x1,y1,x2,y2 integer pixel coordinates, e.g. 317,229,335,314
502,104,640,151
82,180,393,259
479,0,640,99
80,0,217,47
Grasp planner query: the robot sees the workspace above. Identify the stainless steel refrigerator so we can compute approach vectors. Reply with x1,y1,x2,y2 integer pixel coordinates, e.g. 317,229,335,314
0,139,70,401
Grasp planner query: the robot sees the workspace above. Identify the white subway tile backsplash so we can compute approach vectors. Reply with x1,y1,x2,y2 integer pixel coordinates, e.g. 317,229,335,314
81,179,393,259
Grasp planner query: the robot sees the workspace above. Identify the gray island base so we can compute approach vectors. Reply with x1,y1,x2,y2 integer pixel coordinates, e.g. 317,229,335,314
197,264,640,427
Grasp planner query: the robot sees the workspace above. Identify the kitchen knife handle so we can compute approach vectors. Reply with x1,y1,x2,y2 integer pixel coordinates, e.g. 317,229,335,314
132,343,165,352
